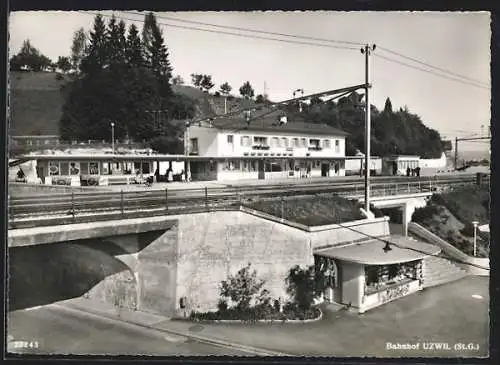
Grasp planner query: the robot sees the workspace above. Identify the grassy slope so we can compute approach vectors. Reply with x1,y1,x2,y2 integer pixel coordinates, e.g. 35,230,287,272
244,194,365,226
412,185,489,257
10,72,259,137
10,72,70,136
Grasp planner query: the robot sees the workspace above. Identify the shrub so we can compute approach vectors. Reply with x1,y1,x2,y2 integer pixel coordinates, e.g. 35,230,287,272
460,222,475,237
220,263,266,311
412,204,439,223
217,299,228,313
286,265,316,314
214,91,221,97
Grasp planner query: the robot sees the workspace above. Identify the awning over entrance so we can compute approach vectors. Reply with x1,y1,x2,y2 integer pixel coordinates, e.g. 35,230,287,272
315,235,441,265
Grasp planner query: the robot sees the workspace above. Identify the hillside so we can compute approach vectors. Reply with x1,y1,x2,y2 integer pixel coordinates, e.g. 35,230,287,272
412,186,489,257
9,71,71,136
9,72,259,138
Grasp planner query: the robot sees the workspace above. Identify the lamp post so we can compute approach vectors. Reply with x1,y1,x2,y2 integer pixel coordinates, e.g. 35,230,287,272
472,220,479,257
110,122,115,155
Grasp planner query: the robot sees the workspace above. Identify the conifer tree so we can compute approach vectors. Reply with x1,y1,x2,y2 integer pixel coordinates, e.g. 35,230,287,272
126,23,144,68
80,14,108,75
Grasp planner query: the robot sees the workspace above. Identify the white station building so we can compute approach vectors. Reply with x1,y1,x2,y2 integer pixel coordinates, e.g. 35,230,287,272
185,110,349,181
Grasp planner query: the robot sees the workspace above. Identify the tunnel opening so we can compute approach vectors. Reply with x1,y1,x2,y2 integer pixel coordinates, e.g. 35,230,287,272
8,240,136,311
379,207,404,235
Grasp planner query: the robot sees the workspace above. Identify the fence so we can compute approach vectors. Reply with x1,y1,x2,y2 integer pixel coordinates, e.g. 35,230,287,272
8,176,477,230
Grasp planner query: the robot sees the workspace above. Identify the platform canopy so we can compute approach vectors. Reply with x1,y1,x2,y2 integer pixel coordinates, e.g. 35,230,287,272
315,235,441,266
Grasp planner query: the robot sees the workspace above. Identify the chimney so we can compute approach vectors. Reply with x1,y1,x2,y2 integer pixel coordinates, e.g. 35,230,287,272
244,110,251,122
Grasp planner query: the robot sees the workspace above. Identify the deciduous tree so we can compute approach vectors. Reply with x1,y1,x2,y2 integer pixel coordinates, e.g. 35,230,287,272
9,39,52,72
219,82,232,96
239,81,255,99
200,74,215,92
56,56,72,73
191,73,203,89
70,27,87,72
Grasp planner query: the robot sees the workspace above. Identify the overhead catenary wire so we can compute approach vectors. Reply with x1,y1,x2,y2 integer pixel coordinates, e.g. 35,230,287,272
81,11,489,92
220,87,363,133
123,10,489,88
329,216,490,271
122,10,365,47
377,45,490,87
374,53,490,90
82,11,360,52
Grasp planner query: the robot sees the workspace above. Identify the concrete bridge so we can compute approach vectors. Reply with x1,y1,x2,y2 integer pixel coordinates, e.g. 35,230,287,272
8,207,393,316
349,192,433,236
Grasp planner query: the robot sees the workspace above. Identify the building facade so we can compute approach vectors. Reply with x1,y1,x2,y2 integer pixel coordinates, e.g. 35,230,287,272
186,113,349,181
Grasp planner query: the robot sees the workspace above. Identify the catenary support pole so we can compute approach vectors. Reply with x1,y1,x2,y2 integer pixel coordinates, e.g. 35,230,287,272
362,44,376,212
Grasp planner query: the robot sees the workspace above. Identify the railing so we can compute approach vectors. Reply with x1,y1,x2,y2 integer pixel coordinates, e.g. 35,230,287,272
7,175,477,230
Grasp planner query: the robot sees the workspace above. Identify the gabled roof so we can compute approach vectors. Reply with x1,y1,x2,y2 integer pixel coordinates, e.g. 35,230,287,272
204,107,349,137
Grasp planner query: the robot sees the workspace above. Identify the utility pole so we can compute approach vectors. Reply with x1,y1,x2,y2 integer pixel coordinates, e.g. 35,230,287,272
454,136,458,170
184,120,192,180
454,134,490,169
293,89,304,112
361,44,376,212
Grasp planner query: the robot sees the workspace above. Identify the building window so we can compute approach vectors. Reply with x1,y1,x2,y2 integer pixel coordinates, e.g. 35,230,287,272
48,162,60,176
323,139,331,149
293,138,300,148
281,137,288,148
89,162,100,175
254,136,268,145
241,136,250,146
190,138,199,153
222,159,240,171
300,138,307,147
335,140,340,153
102,162,109,175
80,162,89,174
271,137,279,148
60,162,69,176
227,135,234,144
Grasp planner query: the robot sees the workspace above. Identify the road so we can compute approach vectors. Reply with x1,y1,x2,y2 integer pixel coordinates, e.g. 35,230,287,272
155,276,489,357
7,304,250,356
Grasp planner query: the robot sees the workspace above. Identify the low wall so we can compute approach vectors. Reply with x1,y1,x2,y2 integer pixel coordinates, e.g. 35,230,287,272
9,182,112,196
240,206,390,249
408,222,489,276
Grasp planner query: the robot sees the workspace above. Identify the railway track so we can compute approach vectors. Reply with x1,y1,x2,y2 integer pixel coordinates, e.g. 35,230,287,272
8,175,477,229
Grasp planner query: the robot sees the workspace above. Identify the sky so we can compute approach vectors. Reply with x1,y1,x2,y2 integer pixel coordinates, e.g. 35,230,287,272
9,11,491,151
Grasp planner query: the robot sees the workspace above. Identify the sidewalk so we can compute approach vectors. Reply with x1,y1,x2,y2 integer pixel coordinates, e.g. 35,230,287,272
56,276,488,358
56,297,289,356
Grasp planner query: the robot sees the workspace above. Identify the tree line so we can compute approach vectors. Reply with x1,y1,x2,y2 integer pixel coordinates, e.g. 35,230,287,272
289,94,444,158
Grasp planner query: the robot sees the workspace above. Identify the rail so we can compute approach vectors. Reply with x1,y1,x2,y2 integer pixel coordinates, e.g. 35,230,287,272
8,175,477,230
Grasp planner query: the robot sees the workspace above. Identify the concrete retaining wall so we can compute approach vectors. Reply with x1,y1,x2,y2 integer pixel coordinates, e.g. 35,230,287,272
408,222,489,276
175,211,312,314
240,206,390,250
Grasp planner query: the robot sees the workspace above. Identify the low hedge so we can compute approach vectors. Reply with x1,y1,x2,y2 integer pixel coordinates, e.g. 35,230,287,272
189,303,321,322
